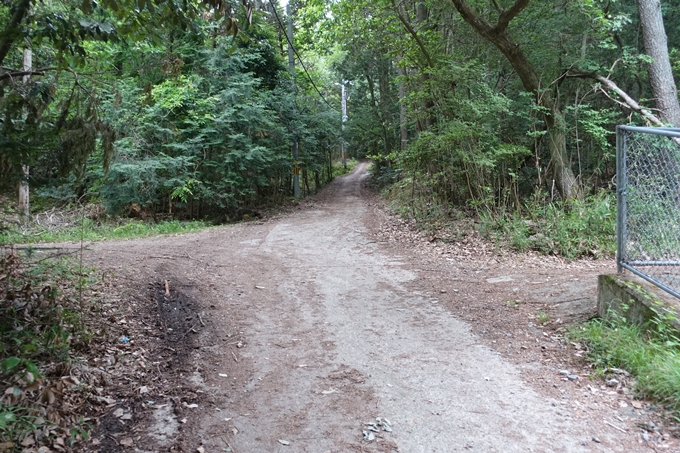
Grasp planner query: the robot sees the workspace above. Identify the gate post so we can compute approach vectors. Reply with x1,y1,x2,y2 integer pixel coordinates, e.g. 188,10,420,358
616,125,626,274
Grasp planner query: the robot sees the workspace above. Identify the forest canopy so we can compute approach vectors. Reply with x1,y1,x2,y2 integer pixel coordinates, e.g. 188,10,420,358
0,0,678,224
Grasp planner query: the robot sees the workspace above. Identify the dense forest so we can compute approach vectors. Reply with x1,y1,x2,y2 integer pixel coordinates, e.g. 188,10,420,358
2,1,680,449
0,0,341,223
0,0,679,244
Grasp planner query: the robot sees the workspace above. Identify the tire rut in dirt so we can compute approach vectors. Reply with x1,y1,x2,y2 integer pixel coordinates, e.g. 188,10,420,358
153,280,202,357
90,280,206,452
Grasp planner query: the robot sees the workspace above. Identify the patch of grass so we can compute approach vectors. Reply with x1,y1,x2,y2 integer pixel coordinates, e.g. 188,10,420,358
332,158,359,178
479,190,615,260
0,218,210,246
570,315,680,413
0,403,44,449
536,309,550,324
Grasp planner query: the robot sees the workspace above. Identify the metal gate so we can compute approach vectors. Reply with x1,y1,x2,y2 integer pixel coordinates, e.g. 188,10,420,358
617,125,680,299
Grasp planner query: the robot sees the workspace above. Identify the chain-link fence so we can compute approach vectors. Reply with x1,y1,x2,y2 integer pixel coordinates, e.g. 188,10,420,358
617,125,680,299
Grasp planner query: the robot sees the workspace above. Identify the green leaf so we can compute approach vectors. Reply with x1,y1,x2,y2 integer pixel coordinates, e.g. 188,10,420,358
24,361,39,377
20,344,38,354
1,357,21,373
0,412,16,428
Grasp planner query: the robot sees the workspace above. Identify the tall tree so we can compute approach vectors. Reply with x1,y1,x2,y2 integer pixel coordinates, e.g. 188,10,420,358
449,0,581,199
637,0,680,126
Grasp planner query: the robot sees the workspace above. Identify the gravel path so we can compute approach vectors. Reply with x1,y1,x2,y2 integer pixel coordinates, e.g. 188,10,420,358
79,162,657,452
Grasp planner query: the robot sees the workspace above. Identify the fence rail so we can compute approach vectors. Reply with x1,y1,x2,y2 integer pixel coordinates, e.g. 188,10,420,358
617,125,680,300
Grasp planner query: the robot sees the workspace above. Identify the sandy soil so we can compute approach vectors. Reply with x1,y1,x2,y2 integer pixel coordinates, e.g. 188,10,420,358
68,162,679,452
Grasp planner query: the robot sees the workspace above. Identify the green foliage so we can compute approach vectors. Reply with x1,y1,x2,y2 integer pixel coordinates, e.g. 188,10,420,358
0,217,210,246
18,19,330,213
332,158,358,178
382,111,531,214
0,0,249,186
479,190,616,260
2,2,340,217
570,313,680,413
368,161,400,190
0,403,43,449
88,24,338,217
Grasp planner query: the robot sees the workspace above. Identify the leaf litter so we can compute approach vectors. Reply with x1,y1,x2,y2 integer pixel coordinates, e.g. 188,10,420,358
0,249,210,451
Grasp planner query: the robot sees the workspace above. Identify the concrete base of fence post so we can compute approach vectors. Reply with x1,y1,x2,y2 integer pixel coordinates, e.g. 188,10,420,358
597,274,680,331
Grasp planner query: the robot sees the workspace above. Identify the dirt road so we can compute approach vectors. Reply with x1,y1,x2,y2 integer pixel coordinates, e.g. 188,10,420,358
82,163,665,452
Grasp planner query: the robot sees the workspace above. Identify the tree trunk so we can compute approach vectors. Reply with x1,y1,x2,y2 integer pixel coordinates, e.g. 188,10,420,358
327,151,332,182
19,165,29,219
303,168,310,196
546,109,578,200
449,0,581,199
0,0,32,68
399,65,408,151
392,0,436,131
378,60,395,153
636,0,680,126
366,73,391,154
19,44,31,220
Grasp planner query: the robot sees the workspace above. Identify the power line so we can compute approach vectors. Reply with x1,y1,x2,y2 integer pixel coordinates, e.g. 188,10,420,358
266,0,337,111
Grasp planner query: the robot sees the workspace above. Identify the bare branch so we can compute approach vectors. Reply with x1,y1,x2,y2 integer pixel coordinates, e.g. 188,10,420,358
597,86,636,110
607,58,621,78
0,71,45,80
497,0,530,31
0,69,44,81
490,0,503,14
450,0,494,38
0,66,56,81
567,69,664,127
391,0,434,68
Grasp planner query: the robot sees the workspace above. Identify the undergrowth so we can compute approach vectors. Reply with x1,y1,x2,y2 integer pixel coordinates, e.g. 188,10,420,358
332,158,359,178
381,177,468,239
478,191,615,260
379,171,615,260
570,312,680,414
0,250,100,450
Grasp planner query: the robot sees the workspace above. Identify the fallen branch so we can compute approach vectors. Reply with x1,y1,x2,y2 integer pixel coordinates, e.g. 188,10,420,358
566,69,665,127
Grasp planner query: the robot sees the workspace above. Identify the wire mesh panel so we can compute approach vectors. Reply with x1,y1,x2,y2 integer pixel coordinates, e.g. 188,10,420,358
617,126,680,299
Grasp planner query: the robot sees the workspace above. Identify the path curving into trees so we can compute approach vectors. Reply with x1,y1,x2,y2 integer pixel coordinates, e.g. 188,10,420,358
74,163,646,452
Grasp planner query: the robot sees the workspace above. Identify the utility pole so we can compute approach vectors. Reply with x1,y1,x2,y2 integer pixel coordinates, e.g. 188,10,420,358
341,80,348,169
286,3,300,198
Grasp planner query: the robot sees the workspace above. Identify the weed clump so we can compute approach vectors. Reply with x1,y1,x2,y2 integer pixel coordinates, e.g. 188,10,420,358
380,178,615,260
479,190,615,260
570,312,680,413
